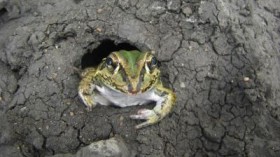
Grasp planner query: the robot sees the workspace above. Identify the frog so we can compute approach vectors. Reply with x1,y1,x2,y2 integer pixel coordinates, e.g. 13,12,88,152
78,50,176,129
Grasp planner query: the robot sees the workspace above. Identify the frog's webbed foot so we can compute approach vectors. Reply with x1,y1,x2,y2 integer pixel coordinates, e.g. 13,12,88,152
86,104,93,111
131,85,176,129
78,89,96,111
130,109,161,129
78,67,97,111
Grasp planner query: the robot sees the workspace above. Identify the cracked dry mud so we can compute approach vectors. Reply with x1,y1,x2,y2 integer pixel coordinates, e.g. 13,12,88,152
0,0,280,157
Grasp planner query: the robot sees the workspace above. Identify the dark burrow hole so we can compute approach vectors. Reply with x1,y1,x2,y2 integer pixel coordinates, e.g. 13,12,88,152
81,40,140,69
0,8,8,21
0,7,7,16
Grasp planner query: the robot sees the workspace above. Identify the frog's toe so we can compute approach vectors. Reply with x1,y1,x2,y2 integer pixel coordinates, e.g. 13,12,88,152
130,109,154,119
79,96,95,112
130,109,160,129
86,106,93,111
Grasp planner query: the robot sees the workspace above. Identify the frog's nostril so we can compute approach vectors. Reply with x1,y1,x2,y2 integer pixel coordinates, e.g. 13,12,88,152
81,39,140,69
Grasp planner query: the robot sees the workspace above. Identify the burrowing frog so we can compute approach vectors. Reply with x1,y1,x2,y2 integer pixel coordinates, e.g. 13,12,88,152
78,50,176,129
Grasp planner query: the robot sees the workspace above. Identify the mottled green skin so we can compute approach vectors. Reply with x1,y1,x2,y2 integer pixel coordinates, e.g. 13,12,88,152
94,50,160,94
119,50,144,78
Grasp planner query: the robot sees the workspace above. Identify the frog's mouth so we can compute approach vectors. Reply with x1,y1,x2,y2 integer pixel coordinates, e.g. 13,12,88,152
127,81,141,95
128,86,140,95
129,90,140,95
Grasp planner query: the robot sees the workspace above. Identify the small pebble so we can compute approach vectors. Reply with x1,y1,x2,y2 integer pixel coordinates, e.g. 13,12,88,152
97,9,103,13
180,82,186,88
244,77,250,82
183,7,192,17
96,27,102,32
70,112,74,116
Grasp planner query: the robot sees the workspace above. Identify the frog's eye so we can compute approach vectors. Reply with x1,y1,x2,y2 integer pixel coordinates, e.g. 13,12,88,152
106,57,113,66
146,57,158,73
106,57,117,69
150,57,158,67
148,57,158,69
105,57,118,73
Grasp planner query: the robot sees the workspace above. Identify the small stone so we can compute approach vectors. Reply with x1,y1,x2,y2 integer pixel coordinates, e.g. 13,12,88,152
20,107,27,112
180,82,186,88
244,77,250,82
97,9,103,13
66,101,71,105
96,27,102,32
167,0,180,11
70,112,74,116
79,137,132,157
183,7,192,17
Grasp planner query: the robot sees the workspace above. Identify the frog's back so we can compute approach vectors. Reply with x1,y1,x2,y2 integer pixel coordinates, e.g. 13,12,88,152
117,50,146,75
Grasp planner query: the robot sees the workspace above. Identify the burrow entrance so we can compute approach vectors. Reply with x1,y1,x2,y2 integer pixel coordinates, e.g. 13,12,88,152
0,8,8,23
81,40,140,69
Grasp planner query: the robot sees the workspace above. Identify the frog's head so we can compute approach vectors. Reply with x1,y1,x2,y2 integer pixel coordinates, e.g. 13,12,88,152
97,50,160,94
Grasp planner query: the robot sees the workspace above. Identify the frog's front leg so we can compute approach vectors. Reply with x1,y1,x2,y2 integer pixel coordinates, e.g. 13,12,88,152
130,84,176,129
78,68,97,111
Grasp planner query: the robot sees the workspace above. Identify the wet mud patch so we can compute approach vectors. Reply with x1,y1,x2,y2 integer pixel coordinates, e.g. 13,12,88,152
0,0,280,157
